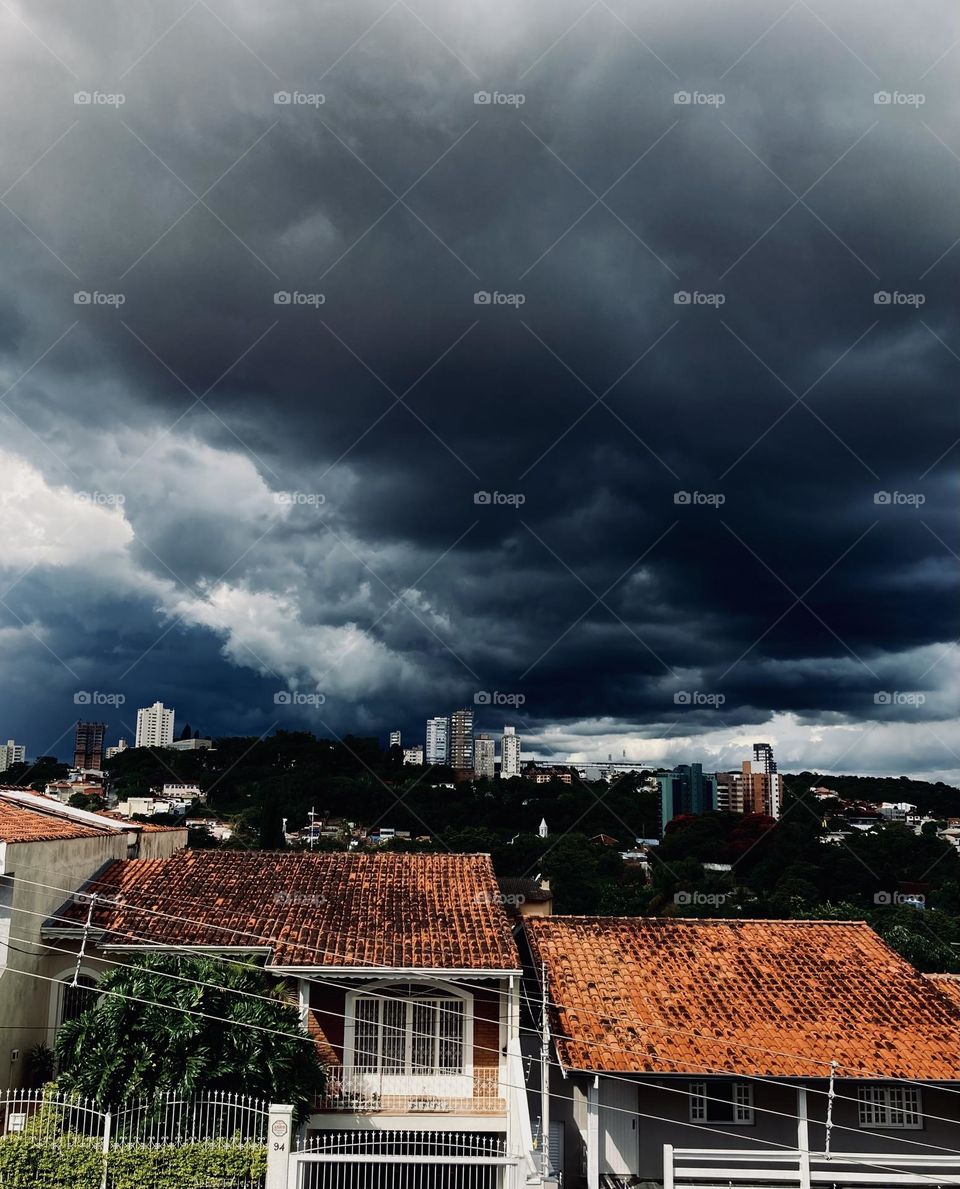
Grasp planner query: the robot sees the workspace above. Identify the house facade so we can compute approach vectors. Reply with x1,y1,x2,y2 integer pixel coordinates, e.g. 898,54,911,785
0,786,186,1085
43,849,547,1188
524,916,960,1189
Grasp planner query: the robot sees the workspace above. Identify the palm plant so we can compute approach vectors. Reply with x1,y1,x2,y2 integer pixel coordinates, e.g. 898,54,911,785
54,955,324,1119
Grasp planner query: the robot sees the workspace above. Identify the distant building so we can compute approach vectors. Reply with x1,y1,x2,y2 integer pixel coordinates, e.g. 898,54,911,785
167,736,213,751
73,721,106,770
0,739,25,772
389,730,401,749
449,708,474,770
135,702,175,749
500,726,521,779
752,741,783,817
880,802,916,822
160,783,203,802
104,739,128,760
475,733,495,779
656,763,716,834
425,716,449,765
402,745,424,765
523,763,574,784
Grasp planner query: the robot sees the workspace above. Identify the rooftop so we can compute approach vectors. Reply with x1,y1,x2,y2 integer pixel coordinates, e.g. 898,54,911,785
525,915,960,1080
0,788,116,843
47,850,521,972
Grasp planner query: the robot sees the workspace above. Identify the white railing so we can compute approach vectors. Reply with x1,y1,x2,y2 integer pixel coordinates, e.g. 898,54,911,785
112,1089,269,1146
318,1065,505,1115
0,1088,104,1141
298,1130,509,1157
666,1145,960,1189
0,1088,267,1147
292,1131,516,1189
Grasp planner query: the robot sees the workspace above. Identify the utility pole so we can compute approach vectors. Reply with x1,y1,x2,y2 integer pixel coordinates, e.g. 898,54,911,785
541,961,550,1181
307,806,317,850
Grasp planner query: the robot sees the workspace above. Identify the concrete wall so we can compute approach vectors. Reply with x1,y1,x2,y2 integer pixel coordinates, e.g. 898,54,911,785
0,832,127,1087
135,828,188,859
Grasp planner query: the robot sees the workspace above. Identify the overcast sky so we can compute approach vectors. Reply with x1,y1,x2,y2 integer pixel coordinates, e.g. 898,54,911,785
0,0,957,779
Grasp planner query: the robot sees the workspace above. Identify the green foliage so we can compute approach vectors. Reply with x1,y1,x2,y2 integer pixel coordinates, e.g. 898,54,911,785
0,1135,103,1188
23,1044,55,1088
0,1135,265,1189
107,1141,266,1188
55,955,324,1119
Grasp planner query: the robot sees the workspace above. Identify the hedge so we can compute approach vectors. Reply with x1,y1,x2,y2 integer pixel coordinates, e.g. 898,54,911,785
0,1136,266,1188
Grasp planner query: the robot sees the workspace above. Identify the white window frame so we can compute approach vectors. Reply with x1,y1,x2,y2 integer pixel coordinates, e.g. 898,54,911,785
689,1080,755,1125
858,1085,923,1130
344,980,474,1079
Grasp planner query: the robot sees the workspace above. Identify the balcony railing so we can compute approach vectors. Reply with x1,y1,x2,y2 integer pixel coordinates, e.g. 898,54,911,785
318,1066,505,1116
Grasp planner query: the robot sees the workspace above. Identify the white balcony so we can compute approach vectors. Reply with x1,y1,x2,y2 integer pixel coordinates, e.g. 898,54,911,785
318,1065,505,1116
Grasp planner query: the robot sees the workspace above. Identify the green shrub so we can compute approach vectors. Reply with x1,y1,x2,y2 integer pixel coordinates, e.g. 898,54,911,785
0,1135,103,1188
107,1141,267,1188
0,1135,266,1188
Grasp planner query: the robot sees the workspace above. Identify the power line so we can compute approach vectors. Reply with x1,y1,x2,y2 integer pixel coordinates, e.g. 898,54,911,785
9,952,960,1186
13,863,960,1091
9,914,960,1166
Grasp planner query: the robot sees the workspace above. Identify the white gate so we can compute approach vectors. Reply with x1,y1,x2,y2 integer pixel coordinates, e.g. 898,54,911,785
291,1130,517,1189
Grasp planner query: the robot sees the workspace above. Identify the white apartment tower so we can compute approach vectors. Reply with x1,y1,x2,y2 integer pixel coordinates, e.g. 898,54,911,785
0,739,25,772
500,726,521,779
425,716,449,765
135,702,175,749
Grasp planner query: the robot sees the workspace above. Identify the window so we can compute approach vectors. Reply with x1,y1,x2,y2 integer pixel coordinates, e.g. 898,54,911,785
689,1081,754,1124
858,1086,922,1129
58,976,98,1027
351,988,466,1074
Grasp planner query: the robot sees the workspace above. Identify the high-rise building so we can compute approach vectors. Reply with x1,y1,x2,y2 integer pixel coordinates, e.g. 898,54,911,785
389,730,401,749
425,716,449,765
74,721,106,770
500,726,521,779
402,745,424,765
475,733,495,779
0,739,25,772
449,708,474,771
105,739,128,761
135,702,175,749
656,763,716,835
752,742,783,818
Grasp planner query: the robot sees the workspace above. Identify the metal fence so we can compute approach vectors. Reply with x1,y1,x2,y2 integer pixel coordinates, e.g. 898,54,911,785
112,1090,269,1146
293,1131,514,1189
0,1088,268,1188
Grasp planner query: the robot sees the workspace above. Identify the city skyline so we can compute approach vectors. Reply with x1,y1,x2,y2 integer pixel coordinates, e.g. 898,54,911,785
0,2,956,783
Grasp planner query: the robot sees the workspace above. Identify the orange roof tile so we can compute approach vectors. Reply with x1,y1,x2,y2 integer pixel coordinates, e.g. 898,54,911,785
48,850,520,972
0,798,113,843
925,973,960,1010
525,916,960,1080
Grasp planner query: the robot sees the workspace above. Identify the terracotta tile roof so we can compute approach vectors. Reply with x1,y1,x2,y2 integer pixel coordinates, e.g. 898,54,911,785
94,810,186,833
925,973,960,1010
525,916,960,1080
48,850,520,972
0,796,114,843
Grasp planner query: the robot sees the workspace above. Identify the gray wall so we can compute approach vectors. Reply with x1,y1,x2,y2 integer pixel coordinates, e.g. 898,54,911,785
540,1072,960,1187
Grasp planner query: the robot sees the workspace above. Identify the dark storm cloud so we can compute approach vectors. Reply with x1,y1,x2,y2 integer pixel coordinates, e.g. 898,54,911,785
0,0,957,772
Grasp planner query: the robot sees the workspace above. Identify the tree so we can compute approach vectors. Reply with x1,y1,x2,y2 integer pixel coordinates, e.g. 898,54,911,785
55,955,325,1118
